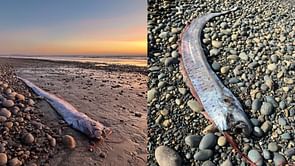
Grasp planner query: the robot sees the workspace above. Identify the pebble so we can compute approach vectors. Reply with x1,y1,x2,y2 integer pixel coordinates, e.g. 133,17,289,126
184,135,202,148
23,133,35,145
268,142,279,152
199,133,217,150
217,136,227,146
247,149,263,166
253,127,263,137
2,99,14,108
8,158,22,166
0,108,11,118
193,149,213,161
210,49,220,56
281,133,291,140
0,153,7,165
63,135,76,149
239,52,248,61
155,146,182,166
278,118,287,126
212,61,221,71
260,102,273,115
220,159,233,166
15,94,25,101
202,160,215,166
187,99,202,112
220,66,230,74
273,153,287,166
267,63,277,71
252,99,261,111
261,121,272,133
212,40,222,48
147,88,157,103
262,149,271,160
165,57,177,66
285,147,295,157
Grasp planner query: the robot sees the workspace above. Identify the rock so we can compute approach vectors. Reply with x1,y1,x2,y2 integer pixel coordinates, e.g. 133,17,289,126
252,99,262,111
281,133,292,140
0,153,7,165
220,66,230,74
63,135,76,149
28,99,35,106
267,63,277,71
268,142,279,152
250,118,260,126
49,138,56,147
285,148,295,157
210,49,220,56
184,135,202,148
273,153,287,166
147,88,157,103
0,108,11,118
23,133,34,145
260,102,273,115
165,57,177,66
0,144,5,153
248,149,263,166
278,118,287,126
155,146,182,166
0,116,7,123
261,121,272,133
253,127,263,137
162,119,171,127
221,159,233,166
15,94,25,101
202,124,218,134
212,61,221,71
202,160,215,166
212,40,222,48
239,52,248,61
2,100,14,108
199,133,217,150
159,32,168,39
194,149,213,161
217,136,227,146
187,99,202,112
262,149,271,160
8,158,22,166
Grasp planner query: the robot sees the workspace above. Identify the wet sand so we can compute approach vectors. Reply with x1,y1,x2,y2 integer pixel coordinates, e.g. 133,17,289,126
0,57,147,166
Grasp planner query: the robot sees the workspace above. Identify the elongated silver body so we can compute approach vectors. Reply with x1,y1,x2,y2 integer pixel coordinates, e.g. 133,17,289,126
18,77,111,140
180,7,252,136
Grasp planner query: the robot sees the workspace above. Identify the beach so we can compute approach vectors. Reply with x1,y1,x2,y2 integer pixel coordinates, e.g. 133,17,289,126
0,57,147,166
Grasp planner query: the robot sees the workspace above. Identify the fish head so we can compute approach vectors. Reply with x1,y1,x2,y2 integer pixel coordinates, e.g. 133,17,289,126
223,95,253,136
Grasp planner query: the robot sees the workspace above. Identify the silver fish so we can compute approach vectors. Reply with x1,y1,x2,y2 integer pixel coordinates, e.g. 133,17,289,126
180,7,253,136
18,77,112,140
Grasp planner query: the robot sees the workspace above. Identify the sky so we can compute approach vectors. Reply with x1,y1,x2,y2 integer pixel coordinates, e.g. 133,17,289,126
0,0,146,56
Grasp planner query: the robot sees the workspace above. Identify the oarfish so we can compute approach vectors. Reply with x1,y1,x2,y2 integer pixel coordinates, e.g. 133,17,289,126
179,7,253,136
18,77,112,140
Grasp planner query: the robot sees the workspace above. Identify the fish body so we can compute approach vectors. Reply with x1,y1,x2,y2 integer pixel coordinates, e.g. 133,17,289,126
180,7,252,136
18,77,111,140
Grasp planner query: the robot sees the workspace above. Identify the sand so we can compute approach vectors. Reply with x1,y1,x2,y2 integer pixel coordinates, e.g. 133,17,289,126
0,57,147,166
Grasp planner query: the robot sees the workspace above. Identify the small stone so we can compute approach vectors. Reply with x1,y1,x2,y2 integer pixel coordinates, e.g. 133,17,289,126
250,118,260,126
260,102,273,115
162,119,171,128
210,49,220,56
187,99,202,112
267,63,277,71
0,116,7,123
160,109,169,116
281,133,292,140
220,66,230,74
212,40,222,48
28,99,35,106
273,153,286,166
262,149,271,160
248,149,263,166
221,159,233,166
217,136,227,146
49,138,56,147
0,108,11,118
184,135,202,148
63,135,76,149
278,118,287,126
23,133,34,145
15,94,25,101
202,160,215,166
212,61,221,71
239,52,248,61
2,100,14,108
147,88,157,103
253,127,263,137
165,57,177,66
268,142,279,152
0,153,7,165
261,121,272,133
202,124,218,134
285,148,295,157
194,149,213,161
155,146,182,166
199,133,217,150
8,157,22,166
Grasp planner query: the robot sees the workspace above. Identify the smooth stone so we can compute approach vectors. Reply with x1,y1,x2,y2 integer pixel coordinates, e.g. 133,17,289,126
227,55,239,61
252,99,262,111
273,153,287,166
0,153,7,165
253,127,263,137
199,133,217,150
63,135,76,149
267,63,277,71
268,142,279,152
220,66,230,74
212,40,222,48
217,136,227,146
285,147,295,157
221,159,233,166
184,135,202,148
260,102,273,115
23,133,34,145
0,108,11,118
239,52,248,61
155,146,182,166
210,49,220,56
159,32,168,39
147,88,157,103
248,150,263,166
229,78,240,84
202,160,215,166
8,158,22,166
28,99,35,106
187,99,202,112
281,133,292,140
250,118,260,126
2,100,14,108
165,57,177,66
194,149,213,161
212,61,221,71
278,118,287,126
261,121,272,133
262,149,271,160
15,94,25,101
279,101,286,109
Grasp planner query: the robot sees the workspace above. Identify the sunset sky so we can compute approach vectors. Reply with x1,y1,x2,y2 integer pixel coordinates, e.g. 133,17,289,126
0,0,146,56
